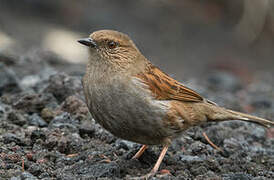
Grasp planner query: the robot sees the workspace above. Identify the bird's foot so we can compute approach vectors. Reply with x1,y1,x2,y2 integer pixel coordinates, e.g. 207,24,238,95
141,170,157,180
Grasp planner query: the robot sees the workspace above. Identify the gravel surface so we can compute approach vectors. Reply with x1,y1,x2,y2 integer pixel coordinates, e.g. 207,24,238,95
0,51,273,180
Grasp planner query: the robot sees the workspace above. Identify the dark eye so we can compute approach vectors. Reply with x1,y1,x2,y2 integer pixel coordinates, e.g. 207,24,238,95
108,41,118,49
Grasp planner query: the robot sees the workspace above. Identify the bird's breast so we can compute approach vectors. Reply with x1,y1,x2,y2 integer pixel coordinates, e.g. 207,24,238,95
83,75,173,145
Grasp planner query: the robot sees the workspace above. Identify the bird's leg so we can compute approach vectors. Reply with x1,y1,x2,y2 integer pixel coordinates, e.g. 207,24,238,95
150,145,168,174
144,145,169,178
132,145,148,159
202,132,223,152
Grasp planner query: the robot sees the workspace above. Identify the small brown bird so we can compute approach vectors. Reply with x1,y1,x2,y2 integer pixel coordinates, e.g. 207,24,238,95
78,30,274,178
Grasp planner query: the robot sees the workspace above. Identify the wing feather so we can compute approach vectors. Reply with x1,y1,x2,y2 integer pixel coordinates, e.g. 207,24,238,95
135,64,204,102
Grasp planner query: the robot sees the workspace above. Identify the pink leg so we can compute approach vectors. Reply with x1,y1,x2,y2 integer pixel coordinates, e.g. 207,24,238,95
132,145,148,159
150,145,168,174
139,145,169,179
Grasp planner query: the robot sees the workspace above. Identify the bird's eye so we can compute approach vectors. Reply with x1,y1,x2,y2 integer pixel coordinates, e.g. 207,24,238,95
108,41,118,49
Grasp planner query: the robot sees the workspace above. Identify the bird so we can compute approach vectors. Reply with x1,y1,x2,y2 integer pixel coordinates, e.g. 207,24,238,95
78,30,274,179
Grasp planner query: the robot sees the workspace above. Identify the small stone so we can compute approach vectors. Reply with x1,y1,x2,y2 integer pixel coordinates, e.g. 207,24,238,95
222,173,252,180
66,161,120,178
20,171,38,180
115,139,136,150
0,62,21,96
49,112,79,132
266,128,274,139
190,166,207,176
30,129,46,142
28,113,47,127
10,177,21,180
61,95,88,116
28,164,43,176
44,130,83,154
79,125,95,138
0,102,12,120
180,155,203,163
0,52,17,65
21,75,41,90
38,172,50,179
207,71,242,92
44,73,82,102
41,108,56,123
3,133,24,145
7,111,27,126
251,99,272,109
13,93,58,114
190,141,207,155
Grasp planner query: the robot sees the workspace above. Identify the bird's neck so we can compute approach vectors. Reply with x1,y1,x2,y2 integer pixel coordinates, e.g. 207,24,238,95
86,58,112,82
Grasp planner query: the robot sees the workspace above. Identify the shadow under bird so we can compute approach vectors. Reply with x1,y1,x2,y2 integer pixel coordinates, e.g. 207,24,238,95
78,30,274,179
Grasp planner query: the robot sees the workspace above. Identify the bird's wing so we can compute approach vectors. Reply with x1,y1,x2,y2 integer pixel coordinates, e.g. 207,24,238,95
135,64,204,102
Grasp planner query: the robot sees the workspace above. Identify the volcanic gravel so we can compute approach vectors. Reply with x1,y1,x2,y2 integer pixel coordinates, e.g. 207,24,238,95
0,51,273,180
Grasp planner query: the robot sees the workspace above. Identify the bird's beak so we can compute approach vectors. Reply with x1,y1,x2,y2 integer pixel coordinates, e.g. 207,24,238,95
78,38,97,48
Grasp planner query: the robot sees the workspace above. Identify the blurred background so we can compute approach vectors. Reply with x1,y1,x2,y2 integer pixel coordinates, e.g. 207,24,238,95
1,0,274,79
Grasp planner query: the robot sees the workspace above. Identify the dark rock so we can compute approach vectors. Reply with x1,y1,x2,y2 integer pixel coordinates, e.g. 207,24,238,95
20,171,38,180
79,125,95,138
13,93,58,114
37,50,68,66
248,125,265,141
0,102,12,120
40,107,57,123
65,161,120,178
44,73,82,102
207,71,242,92
0,63,21,96
0,103,6,120
30,129,46,142
195,171,222,180
0,52,17,66
190,165,207,176
95,131,117,144
253,177,270,180
61,95,89,121
179,155,204,163
20,75,42,91
222,173,253,180
190,141,208,155
10,177,21,180
3,50,58,84
7,111,27,126
3,133,24,145
28,113,47,127
251,99,272,109
223,138,245,151
28,164,43,176
44,130,83,154
21,68,57,92
38,172,50,179
266,128,274,139
49,112,79,132
115,140,136,151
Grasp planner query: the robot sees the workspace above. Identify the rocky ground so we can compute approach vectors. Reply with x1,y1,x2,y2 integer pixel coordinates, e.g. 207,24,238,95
0,50,273,180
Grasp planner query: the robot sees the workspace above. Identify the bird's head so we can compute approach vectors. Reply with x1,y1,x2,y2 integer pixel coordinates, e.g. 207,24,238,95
78,30,144,72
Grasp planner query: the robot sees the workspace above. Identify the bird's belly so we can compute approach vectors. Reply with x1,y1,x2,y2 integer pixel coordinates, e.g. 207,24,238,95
86,83,171,145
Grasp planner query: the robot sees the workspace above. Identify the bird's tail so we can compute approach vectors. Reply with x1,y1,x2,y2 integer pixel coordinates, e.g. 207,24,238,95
225,109,274,128
206,104,274,128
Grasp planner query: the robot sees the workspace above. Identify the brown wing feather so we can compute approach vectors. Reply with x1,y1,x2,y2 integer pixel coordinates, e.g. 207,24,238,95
136,64,204,102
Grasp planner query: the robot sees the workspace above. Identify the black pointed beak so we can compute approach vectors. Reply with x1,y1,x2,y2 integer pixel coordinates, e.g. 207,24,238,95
78,38,97,48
